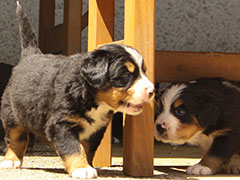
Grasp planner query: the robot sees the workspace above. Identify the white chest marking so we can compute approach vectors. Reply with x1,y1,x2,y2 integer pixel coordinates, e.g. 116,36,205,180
79,103,111,141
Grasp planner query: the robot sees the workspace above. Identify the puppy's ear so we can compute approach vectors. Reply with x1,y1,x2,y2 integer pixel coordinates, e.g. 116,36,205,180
81,50,109,89
197,101,220,128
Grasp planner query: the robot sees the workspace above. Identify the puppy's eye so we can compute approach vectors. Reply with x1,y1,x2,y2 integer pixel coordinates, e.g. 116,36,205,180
175,107,186,116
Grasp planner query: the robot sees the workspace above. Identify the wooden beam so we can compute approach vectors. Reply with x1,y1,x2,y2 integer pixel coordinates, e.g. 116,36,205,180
39,0,55,53
88,0,114,51
40,11,88,54
123,0,155,177
155,51,240,82
43,24,63,54
88,0,115,167
63,0,82,55
97,40,124,48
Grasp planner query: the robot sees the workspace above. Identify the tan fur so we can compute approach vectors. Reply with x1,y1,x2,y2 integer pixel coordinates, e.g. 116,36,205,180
210,128,231,138
4,126,29,162
124,61,135,73
173,99,183,109
155,97,161,110
177,124,202,141
64,144,90,174
65,116,85,128
81,140,95,165
97,88,130,110
200,153,223,174
177,116,202,141
222,154,240,173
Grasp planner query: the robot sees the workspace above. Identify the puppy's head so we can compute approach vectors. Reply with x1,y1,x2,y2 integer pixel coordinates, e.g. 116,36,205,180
154,82,221,144
81,44,154,115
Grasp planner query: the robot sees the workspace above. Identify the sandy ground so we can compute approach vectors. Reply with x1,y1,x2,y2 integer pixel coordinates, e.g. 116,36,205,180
0,142,240,180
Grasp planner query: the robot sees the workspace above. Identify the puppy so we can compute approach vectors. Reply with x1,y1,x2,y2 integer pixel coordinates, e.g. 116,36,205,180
154,78,240,175
0,2,154,179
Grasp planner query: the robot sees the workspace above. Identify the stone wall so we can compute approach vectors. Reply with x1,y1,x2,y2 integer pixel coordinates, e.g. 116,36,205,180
1,0,240,65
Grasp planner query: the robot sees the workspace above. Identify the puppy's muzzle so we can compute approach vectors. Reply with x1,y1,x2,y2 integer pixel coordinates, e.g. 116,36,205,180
156,123,166,135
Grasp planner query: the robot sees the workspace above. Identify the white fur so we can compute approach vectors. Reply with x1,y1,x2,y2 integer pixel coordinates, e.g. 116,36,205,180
187,163,213,175
71,167,97,179
0,160,21,169
187,131,214,151
154,84,187,143
128,75,154,105
79,103,111,141
123,46,143,70
123,45,154,105
161,84,187,112
154,113,181,143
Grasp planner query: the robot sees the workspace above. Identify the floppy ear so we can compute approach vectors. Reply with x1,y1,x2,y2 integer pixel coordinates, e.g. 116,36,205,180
197,101,220,128
81,50,109,89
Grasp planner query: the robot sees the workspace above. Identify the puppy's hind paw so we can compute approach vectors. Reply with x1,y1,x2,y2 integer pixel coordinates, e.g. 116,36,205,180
0,160,22,169
71,167,98,179
186,163,213,175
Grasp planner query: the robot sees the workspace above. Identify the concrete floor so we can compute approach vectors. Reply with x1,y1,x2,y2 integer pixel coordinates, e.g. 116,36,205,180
0,142,240,180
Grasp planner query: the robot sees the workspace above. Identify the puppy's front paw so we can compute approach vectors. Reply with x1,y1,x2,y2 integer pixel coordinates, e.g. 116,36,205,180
0,160,22,169
223,165,240,174
71,167,98,179
222,155,240,174
186,163,213,175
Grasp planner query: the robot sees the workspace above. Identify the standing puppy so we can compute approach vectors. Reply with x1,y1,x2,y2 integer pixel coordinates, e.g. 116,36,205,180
0,2,154,179
155,78,240,175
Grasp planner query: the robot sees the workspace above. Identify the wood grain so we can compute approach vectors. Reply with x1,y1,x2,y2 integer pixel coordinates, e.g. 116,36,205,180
88,0,115,167
88,0,114,51
63,0,82,55
155,51,240,82
123,0,155,177
39,0,55,53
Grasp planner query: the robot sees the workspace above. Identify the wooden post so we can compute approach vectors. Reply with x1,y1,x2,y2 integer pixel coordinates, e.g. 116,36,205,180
63,0,82,55
88,0,115,167
39,0,55,53
123,0,155,177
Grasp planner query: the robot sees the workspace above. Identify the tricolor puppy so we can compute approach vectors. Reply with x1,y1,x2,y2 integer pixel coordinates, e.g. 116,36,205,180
155,78,240,175
0,2,154,179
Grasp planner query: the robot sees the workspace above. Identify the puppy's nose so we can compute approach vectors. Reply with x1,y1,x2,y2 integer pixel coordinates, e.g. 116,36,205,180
145,86,155,99
156,124,166,134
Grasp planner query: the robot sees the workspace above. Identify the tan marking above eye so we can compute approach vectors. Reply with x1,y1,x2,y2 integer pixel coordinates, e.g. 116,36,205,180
173,99,183,109
124,61,135,73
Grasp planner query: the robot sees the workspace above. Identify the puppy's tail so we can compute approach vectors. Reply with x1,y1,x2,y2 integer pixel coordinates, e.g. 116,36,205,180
16,1,39,52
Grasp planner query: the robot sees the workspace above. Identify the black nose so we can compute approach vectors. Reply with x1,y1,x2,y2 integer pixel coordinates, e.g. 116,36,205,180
156,124,165,134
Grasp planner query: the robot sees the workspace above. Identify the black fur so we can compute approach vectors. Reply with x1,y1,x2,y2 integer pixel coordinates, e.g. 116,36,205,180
155,77,240,174
0,63,13,141
182,78,240,132
0,2,152,178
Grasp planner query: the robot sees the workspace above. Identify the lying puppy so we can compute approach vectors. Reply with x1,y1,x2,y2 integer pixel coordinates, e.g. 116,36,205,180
154,78,240,175
0,2,154,179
